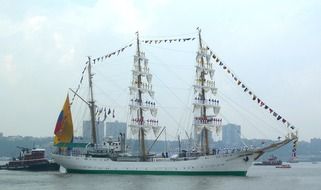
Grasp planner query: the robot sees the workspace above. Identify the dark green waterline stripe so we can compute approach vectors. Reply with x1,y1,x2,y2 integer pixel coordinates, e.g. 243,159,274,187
67,169,247,176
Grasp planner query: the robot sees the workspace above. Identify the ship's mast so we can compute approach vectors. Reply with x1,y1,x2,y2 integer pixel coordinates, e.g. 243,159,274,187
136,32,146,161
193,28,221,155
197,29,209,155
128,32,160,161
87,57,97,145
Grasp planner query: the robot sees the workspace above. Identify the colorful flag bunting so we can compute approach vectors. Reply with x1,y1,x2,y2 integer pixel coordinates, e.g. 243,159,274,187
205,45,295,130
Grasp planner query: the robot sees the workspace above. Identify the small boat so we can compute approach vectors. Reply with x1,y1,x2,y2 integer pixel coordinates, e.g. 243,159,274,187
0,146,59,171
254,155,282,166
276,164,291,168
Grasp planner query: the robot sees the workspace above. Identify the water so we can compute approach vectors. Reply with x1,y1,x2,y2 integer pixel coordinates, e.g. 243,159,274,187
0,162,319,190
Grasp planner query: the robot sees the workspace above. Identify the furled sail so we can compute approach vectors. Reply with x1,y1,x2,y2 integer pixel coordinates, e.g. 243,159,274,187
54,95,74,145
128,47,160,137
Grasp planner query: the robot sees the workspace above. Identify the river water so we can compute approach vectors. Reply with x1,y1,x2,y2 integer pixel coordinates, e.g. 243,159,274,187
0,162,319,190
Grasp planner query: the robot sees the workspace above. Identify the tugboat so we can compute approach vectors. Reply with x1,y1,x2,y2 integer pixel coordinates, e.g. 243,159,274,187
254,155,282,166
0,146,59,171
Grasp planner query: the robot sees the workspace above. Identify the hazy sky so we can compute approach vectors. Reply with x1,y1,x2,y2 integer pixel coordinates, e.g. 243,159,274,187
0,0,320,141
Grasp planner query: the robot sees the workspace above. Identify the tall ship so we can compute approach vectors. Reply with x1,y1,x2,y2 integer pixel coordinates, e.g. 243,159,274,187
51,29,298,176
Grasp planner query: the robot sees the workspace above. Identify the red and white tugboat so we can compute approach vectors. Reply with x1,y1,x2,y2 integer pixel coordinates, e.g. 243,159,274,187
0,147,59,171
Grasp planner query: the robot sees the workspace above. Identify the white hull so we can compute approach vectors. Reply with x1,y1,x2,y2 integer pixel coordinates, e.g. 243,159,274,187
52,151,259,176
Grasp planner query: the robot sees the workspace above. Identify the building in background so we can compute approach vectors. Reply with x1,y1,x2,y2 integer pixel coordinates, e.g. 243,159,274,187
105,121,127,139
82,120,105,144
222,123,241,147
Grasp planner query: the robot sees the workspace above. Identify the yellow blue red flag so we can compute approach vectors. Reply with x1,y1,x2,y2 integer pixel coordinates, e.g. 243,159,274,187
54,95,74,145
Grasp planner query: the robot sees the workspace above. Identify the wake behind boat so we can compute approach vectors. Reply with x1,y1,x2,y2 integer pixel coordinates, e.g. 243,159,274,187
51,29,298,176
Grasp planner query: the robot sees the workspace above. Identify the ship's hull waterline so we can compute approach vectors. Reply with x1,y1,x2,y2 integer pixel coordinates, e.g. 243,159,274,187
52,151,259,176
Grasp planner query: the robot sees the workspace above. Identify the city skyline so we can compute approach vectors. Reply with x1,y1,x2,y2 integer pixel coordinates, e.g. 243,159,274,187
0,122,317,143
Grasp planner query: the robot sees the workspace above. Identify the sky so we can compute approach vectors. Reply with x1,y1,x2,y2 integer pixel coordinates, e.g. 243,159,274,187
0,0,320,141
